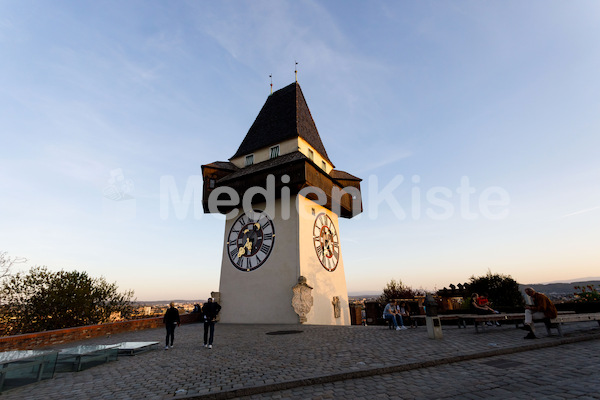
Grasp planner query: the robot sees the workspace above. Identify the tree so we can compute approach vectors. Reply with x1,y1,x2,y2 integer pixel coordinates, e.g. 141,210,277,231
0,251,26,280
468,270,524,310
379,279,423,304
0,266,135,336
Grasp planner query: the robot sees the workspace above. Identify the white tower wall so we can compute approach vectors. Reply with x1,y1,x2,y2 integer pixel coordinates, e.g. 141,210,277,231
297,195,351,325
217,195,350,325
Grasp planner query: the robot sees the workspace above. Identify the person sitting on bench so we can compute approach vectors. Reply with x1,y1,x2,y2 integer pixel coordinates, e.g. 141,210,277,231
397,301,413,328
471,293,500,326
383,300,406,330
523,287,557,339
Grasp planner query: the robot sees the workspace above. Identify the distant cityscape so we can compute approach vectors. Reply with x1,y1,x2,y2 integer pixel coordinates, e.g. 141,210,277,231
517,280,600,303
129,300,205,319
130,280,600,319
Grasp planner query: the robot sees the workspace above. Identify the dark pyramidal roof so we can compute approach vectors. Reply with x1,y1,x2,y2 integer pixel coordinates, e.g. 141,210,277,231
230,82,333,165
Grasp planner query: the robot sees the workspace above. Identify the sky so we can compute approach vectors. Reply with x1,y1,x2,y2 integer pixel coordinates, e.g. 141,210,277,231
1,1,599,301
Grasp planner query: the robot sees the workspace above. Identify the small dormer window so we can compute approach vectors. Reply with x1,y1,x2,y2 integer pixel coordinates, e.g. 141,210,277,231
322,161,326,170
245,154,254,166
209,179,215,189
308,149,314,161
270,145,280,159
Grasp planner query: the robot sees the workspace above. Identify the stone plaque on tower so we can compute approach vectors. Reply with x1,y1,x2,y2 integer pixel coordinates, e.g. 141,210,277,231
201,82,362,325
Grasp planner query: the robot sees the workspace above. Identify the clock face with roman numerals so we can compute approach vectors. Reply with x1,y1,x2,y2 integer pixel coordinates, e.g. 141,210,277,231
313,212,340,272
226,210,275,272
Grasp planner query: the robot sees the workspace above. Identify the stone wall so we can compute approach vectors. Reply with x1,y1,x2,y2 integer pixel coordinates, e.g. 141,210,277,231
0,312,201,351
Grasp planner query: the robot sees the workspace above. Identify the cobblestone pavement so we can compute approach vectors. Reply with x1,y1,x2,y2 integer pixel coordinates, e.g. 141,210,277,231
239,339,600,399
2,321,599,399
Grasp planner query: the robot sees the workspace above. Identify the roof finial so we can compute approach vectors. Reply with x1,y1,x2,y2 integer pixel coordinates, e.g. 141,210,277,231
269,74,273,95
295,60,298,82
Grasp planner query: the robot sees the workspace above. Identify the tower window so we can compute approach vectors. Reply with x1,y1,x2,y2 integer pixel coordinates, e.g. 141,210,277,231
209,179,215,189
245,154,254,166
270,145,280,159
322,161,326,170
308,149,314,161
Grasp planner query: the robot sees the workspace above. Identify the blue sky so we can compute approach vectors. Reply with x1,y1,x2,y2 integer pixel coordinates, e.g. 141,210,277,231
1,1,599,300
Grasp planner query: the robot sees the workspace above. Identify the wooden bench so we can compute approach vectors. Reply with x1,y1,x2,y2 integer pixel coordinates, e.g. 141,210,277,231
544,313,600,337
412,313,525,331
460,313,526,333
412,311,586,334
461,311,577,333
412,314,466,328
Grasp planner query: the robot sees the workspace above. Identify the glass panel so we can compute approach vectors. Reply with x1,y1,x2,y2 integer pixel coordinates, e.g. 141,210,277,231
115,341,160,355
59,345,119,355
115,341,159,350
0,351,57,392
0,350,55,363
57,346,119,372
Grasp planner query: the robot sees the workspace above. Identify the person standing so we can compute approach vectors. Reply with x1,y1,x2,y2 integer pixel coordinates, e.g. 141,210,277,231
163,302,180,350
523,287,557,339
202,297,221,349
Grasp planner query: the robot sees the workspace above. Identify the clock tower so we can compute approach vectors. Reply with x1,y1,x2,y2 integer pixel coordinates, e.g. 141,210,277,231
202,82,362,325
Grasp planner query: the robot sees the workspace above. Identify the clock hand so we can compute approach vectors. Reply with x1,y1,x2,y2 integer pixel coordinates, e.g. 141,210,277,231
237,239,252,258
327,240,335,256
254,223,260,230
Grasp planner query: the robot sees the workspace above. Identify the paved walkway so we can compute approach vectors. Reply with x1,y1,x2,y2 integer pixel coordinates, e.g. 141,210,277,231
3,320,600,399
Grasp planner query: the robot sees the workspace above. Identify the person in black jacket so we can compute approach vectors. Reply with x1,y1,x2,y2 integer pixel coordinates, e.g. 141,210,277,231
201,298,221,349
163,302,180,350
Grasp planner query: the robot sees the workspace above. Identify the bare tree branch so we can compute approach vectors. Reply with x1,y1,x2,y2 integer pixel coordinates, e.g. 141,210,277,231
0,251,27,280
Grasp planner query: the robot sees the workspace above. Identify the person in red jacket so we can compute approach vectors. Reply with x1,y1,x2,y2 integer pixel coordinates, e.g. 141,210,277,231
524,287,557,339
